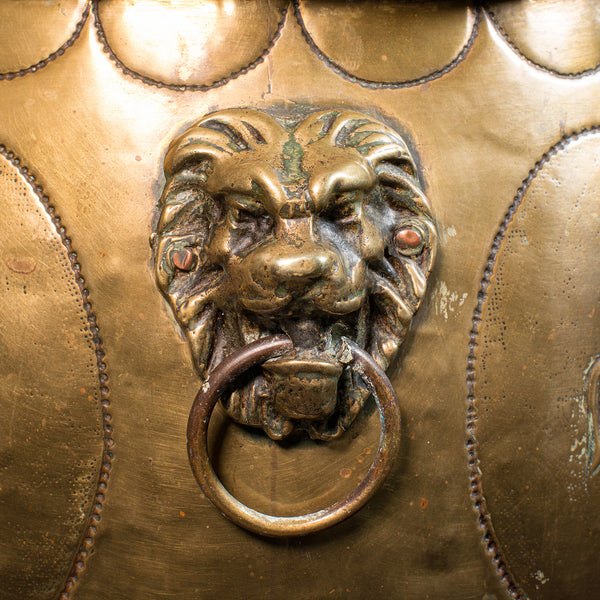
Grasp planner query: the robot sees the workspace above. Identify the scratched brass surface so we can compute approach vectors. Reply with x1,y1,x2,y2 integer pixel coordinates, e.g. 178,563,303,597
488,0,600,75
0,1,599,599
0,0,88,74
96,0,287,87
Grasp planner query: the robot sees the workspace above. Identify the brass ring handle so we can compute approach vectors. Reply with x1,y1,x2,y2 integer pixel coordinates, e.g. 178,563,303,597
186,335,401,537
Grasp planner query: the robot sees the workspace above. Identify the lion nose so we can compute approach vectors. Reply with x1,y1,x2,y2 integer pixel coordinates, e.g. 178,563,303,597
270,250,334,284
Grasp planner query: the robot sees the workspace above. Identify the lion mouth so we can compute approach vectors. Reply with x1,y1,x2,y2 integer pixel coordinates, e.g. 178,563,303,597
264,355,342,377
242,314,359,421
262,350,343,420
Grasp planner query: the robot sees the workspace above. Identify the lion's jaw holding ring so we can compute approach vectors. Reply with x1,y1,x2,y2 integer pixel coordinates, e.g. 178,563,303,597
153,108,437,441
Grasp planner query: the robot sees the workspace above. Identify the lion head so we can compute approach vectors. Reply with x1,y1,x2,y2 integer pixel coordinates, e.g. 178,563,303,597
153,108,437,440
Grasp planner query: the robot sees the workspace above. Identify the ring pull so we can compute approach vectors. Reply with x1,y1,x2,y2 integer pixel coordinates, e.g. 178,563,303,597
186,335,401,537
154,108,437,536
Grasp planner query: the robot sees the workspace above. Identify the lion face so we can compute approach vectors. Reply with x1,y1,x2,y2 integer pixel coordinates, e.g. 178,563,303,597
153,108,437,440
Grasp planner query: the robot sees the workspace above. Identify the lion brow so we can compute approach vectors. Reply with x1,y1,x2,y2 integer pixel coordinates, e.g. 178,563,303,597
200,120,251,152
241,166,289,211
375,163,433,217
309,160,374,210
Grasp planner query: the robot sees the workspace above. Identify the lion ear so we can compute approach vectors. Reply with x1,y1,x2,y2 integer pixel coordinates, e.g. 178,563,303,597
367,159,438,373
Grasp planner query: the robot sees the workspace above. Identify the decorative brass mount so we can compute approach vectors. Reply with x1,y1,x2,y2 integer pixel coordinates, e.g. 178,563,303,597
186,335,400,536
152,107,437,534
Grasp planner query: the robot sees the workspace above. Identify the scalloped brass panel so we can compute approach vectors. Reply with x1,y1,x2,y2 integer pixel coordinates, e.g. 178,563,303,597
469,129,600,598
488,0,600,75
0,0,88,75
0,151,107,599
95,0,287,88
1,1,599,599
296,0,478,84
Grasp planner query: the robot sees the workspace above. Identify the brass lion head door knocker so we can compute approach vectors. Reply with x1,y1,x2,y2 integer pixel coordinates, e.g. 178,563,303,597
152,108,437,536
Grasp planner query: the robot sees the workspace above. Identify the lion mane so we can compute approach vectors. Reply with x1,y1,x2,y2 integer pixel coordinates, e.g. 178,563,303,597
153,108,437,440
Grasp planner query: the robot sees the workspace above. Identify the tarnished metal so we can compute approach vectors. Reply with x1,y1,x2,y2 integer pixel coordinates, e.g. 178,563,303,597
1,1,599,598
151,106,433,533
586,357,600,476
187,335,401,536
152,107,436,442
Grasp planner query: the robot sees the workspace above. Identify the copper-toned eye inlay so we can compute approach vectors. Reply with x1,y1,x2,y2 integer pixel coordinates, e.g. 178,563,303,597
172,248,196,271
394,228,423,251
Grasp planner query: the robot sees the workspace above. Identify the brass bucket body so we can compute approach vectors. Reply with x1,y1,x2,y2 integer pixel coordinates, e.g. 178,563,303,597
0,1,599,599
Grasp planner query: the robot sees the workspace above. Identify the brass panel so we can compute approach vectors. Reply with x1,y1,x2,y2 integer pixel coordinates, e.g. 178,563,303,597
0,0,88,75
471,130,600,599
0,152,106,598
488,0,600,75
0,1,599,598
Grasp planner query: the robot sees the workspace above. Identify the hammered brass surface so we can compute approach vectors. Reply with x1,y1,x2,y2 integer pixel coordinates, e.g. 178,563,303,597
0,1,599,599
0,153,104,599
488,0,600,75
0,0,88,74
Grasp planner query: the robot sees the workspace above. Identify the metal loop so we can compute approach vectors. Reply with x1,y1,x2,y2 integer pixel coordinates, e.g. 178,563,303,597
186,335,401,537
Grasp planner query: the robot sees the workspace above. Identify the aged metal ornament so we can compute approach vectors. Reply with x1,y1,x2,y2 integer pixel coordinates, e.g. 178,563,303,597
186,335,400,536
2,0,600,596
152,108,437,532
586,356,600,476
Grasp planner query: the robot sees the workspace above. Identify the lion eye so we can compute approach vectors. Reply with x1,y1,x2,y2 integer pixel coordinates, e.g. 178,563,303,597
170,247,197,271
393,227,425,256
